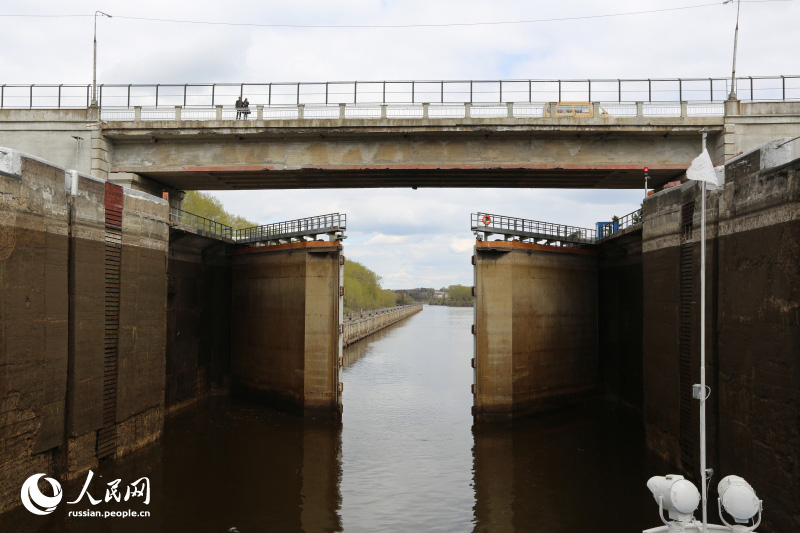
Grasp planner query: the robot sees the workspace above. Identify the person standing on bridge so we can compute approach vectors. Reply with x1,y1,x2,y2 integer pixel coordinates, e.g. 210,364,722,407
235,96,243,119
242,98,250,119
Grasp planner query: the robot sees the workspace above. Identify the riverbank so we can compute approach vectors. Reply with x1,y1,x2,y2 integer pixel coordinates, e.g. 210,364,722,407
342,304,423,347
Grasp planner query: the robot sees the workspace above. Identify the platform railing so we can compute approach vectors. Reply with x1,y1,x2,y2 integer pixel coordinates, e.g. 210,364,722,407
234,213,346,244
472,212,596,245
169,208,233,239
2,76,798,109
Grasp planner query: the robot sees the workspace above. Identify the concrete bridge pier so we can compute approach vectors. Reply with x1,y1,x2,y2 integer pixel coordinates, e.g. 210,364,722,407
230,242,344,419
472,241,598,421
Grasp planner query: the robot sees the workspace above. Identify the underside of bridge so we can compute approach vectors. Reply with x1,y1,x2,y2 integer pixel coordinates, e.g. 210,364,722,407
130,165,683,190
103,124,705,191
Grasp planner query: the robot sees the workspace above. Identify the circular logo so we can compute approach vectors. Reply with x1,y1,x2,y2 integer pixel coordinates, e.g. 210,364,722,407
20,474,62,515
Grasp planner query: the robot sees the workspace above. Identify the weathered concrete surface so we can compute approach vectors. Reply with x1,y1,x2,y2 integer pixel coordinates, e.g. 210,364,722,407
0,109,94,175
0,148,168,514
0,149,69,512
107,127,703,190
166,229,233,411
231,241,342,418
641,155,800,533
597,227,644,409
343,304,422,347
719,101,800,162
473,241,598,421
116,189,168,430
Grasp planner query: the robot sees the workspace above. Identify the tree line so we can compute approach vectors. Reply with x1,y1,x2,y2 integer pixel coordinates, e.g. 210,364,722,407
396,285,473,307
181,191,259,229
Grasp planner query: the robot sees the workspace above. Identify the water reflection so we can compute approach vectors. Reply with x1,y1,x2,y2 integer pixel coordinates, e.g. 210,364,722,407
1,305,654,533
472,405,654,533
340,306,476,532
0,398,342,533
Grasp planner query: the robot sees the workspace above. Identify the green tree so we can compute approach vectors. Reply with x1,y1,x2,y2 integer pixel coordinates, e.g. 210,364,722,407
343,260,408,313
181,191,258,229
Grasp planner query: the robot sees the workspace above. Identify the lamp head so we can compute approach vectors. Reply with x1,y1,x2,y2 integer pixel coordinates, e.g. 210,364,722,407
718,475,760,524
647,475,700,522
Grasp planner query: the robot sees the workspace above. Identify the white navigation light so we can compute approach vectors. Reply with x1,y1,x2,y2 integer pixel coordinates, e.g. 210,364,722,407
647,475,701,522
718,475,761,525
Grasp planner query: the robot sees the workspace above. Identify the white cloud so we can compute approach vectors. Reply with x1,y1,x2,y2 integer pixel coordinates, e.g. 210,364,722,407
3,0,797,286
450,238,476,254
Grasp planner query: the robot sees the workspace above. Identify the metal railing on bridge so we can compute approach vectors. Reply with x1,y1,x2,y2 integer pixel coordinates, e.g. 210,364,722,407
2,75,798,110
169,208,233,239
472,212,596,246
234,213,346,245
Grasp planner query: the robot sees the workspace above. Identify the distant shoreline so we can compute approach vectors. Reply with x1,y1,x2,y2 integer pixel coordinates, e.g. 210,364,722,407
425,301,473,307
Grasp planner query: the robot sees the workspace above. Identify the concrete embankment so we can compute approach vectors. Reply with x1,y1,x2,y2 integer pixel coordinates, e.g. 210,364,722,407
343,305,423,347
0,148,168,513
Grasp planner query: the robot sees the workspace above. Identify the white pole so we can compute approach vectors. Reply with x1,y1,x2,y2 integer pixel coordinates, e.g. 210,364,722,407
700,128,709,532
92,12,112,107
92,13,97,106
729,0,741,99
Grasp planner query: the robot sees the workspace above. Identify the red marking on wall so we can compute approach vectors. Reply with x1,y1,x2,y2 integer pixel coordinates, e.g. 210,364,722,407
233,240,342,255
476,240,597,255
104,182,124,230
111,163,687,173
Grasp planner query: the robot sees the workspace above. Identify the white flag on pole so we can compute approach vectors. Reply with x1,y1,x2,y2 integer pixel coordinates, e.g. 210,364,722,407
686,149,718,185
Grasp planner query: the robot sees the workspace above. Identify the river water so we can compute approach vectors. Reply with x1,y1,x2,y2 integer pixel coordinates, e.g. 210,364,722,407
3,305,655,532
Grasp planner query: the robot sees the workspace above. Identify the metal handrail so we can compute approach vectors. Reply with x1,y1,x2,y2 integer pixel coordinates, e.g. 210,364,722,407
234,213,346,244
472,212,596,245
169,208,233,239
597,208,643,239
1,76,798,109
344,304,422,320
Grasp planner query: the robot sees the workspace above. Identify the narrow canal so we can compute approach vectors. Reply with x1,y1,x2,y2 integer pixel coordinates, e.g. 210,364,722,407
3,305,655,532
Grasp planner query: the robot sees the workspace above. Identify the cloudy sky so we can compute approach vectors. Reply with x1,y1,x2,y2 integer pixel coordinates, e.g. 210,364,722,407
2,0,798,287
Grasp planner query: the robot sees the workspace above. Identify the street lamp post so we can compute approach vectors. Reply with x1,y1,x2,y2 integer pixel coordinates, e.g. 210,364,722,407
92,11,112,107
728,0,741,99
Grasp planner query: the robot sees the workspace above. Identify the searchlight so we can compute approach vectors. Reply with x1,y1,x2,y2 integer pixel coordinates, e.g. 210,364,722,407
647,475,700,524
717,475,762,531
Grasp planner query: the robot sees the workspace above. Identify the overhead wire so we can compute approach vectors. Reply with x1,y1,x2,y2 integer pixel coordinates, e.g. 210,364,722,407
0,0,792,29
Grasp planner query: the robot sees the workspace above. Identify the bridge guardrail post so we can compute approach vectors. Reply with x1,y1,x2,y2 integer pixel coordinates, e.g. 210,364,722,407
298,103,305,120
134,106,141,122
423,102,429,119
215,105,223,120
175,105,181,121
257,105,263,120
465,102,471,119
380,104,387,119
681,101,688,117
592,102,600,117
636,101,644,117
549,102,557,119
339,103,346,119
507,102,514,118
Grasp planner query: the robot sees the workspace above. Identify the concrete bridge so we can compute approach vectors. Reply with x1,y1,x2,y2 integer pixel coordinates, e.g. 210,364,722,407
1,76,799,198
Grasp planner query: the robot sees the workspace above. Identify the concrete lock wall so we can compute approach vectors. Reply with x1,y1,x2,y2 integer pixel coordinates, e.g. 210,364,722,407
473,241,598,421
0,148,168,513
597,229,644,409
230,242,343,418
642,152,800,532
342,305,423,347
166,230,233,411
